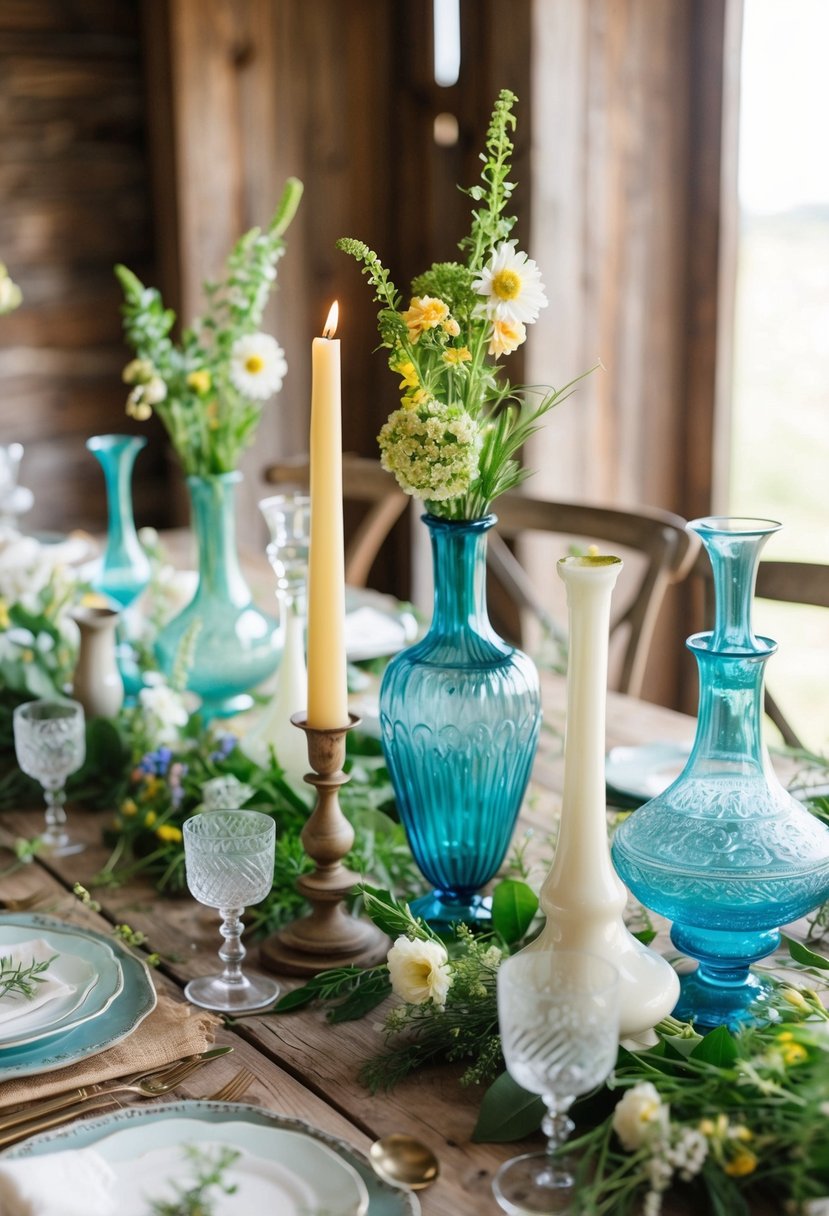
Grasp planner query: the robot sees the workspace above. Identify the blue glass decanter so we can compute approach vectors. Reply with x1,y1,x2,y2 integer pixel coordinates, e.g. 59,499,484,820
380,514,542,927
155,472,278,718
612,517,829,1028
87,434,151,608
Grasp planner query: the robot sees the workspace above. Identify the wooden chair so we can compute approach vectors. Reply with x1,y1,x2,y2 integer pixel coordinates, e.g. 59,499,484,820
261,454,409,587
754,561,829,749
489,493,698,697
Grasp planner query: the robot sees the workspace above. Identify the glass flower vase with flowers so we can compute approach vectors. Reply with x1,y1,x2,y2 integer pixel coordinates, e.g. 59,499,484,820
339,92,592,926
115,178,303,717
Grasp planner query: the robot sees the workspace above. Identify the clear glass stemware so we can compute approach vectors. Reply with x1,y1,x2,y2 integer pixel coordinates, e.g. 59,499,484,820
493,950,620,1215
183,809,280,1012
12,699,86,857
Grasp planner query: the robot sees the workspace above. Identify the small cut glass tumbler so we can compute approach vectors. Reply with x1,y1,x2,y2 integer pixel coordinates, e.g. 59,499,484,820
183,810,280,1012
493,950,620,1215
13,699,86,856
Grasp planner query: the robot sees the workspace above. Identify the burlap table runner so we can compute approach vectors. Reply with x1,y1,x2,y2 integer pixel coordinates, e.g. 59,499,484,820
0,994,220,1109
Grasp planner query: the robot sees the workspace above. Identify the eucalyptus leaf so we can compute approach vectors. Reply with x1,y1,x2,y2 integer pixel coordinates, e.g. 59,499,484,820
472,1070,545,1142
689,1024,738,1067
781,932,829,970
491,879,539,945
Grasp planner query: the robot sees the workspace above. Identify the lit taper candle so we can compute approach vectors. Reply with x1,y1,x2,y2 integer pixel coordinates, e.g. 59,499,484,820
306,302,348,728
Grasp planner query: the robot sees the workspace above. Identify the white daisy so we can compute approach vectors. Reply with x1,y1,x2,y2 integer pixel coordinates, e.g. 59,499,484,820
473,240,548,325
229,332,287,400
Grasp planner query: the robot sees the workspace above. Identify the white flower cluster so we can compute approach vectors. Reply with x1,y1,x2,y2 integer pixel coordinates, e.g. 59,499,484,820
122,357,167,422
228,332,287,400
137,673,189,747
0,262,22,314
612,1083,708,1216
378,401,481,502
386,935,453,1009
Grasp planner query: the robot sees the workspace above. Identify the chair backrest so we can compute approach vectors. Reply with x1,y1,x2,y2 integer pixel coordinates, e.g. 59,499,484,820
490,493,697,697
261,454,409,587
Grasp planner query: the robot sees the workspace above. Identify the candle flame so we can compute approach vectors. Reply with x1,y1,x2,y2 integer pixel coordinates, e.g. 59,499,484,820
322,301,339,339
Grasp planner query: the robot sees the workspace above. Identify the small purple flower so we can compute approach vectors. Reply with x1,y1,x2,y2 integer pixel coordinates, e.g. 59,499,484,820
168,761,189,810
137,746,175,777
209,733,238,763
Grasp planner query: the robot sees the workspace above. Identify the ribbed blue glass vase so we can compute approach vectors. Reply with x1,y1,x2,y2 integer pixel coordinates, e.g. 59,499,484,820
380,514,542,927
612,517,829,1028
87,434,150,608
155,472,278,718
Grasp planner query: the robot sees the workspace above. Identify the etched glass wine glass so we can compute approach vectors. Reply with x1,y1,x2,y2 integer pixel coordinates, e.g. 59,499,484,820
183,809,280,1012
13,699,86,856
493,950,620,1215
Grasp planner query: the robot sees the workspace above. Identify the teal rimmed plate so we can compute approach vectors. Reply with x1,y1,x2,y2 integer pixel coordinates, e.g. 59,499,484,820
1,1101,419,1216
0,915,156,1080
0,921,123,1051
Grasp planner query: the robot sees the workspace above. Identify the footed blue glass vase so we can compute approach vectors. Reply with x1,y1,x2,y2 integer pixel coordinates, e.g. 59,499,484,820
87,434,151,608
612,517,829,1029
380,514,542,927
155,472,278,718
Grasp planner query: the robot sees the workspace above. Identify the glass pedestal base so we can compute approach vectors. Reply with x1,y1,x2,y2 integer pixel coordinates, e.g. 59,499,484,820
184,971,280,1014
492,1152,575,1215
410,890,492,929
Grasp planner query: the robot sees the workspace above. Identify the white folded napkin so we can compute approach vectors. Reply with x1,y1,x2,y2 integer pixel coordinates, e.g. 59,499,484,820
0,941,73,1030
345,605,408,658
0,1148,116,1216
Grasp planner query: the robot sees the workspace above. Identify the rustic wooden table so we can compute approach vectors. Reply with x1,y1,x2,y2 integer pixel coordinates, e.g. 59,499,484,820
0,678,715,1216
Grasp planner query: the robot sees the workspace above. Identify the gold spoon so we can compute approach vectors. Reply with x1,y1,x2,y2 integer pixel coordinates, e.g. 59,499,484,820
369,1134,440,1190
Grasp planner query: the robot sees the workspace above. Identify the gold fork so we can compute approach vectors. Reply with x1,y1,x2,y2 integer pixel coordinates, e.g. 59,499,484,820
207,1069,256,1103
0,1049,232,1148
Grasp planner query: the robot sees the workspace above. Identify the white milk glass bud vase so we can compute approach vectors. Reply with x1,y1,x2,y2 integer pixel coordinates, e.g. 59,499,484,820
523,553,679,1041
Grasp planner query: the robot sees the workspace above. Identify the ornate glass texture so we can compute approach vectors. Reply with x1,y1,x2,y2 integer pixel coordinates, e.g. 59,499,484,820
155,472,278,718
379,514,541,926
612,517,829,1028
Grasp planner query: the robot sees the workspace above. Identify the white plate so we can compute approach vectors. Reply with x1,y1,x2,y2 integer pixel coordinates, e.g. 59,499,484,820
605,742,692,803
0,924,123,1051
0,1102,418,1216
97,1117,369,1216
0,916,154,1079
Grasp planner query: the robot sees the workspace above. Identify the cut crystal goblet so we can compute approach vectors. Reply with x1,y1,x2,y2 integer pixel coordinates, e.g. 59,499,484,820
13,699,86,857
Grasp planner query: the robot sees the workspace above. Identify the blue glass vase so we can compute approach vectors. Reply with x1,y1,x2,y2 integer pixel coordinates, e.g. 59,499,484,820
612,517,829,1028
155,472,278,718
380,514,542,927
86,434,151,608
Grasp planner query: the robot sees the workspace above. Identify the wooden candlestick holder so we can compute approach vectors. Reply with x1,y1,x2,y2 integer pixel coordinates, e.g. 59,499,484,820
260,711,390,976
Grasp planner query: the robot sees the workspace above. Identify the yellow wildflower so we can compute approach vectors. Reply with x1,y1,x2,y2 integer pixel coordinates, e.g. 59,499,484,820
777,1031,795,1043
0,600,9,630
404,388,433,410
144,810,157,828
488,318,527,358
21,649,33,662
186,369,212,394
402,296,449,343
782,1042,808,1066
122,799,138,817
442,347,472,366
724,1148,758,1178
156,824,183,843
781,987,810,1012
442,317,460,337
394,360,419,391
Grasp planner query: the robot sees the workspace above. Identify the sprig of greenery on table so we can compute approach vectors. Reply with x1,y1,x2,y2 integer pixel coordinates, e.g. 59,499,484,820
0,952,56,1001
146,1145,239,1215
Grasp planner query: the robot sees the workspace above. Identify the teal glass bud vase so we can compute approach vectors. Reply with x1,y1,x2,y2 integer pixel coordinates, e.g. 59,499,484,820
380,514,542,927
155,472,278,718
612,517,829,1029
86,434,151,608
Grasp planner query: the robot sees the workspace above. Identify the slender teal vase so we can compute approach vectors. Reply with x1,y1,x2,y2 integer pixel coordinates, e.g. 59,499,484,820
612,517,829,1029
380,514,542,927
155,472,278,718
86,434,151,608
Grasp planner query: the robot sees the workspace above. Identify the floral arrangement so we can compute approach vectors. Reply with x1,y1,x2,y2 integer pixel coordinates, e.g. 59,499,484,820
0,263,22,314
338,91,593,520
0,529,83,728
115,177,303,475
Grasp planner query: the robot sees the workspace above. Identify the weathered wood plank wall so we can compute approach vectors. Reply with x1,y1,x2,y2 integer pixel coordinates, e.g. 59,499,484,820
0,0,166,533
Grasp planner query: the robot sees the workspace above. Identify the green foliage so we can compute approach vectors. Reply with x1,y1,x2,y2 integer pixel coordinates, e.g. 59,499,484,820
147,1145,240,1215
0,951,56,1000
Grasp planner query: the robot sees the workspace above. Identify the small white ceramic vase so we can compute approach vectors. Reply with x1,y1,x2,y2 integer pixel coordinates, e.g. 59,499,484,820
523,554,679,1041
71,604,124,720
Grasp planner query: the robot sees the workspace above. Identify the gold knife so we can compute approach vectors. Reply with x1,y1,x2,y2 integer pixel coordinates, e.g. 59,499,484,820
0,1045,232,1140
